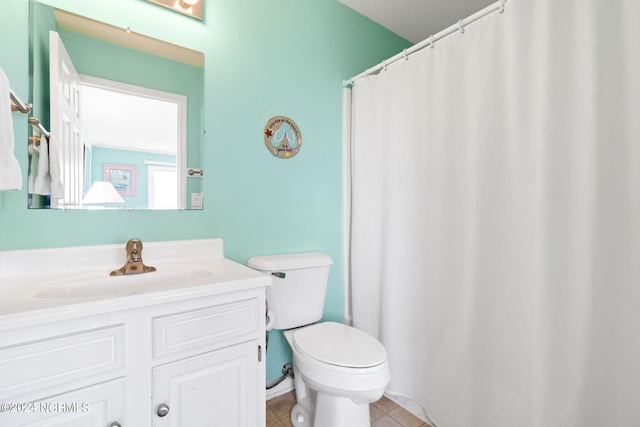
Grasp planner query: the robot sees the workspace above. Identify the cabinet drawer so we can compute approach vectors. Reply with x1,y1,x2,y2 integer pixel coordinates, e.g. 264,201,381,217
0,325,124,398
153,298,259,359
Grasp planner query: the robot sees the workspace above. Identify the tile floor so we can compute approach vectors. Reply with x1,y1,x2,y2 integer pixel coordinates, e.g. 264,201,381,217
266,391,432,427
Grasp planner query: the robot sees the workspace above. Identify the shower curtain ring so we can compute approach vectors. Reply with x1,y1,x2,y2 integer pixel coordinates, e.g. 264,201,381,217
403,48,408,61
383,60,388,71
458,19,465,34
500,0,506,13
430,35,435,49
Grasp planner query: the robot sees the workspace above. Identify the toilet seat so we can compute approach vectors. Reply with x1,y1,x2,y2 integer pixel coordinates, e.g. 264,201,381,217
292,322,387,368
285,324,391,396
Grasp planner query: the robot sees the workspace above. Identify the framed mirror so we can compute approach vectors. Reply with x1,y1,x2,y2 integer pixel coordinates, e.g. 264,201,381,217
28,1,205,210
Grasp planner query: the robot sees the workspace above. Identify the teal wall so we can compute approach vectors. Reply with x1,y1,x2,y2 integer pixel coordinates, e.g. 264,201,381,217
0,0,410,381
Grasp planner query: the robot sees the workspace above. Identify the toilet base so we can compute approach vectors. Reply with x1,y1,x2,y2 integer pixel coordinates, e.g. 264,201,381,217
291,402,312,426
291,386,372,427
312,393,371,427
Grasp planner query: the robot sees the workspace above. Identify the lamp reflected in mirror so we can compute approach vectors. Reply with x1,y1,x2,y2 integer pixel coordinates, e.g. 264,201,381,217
82,181,125,208
147,0,203,20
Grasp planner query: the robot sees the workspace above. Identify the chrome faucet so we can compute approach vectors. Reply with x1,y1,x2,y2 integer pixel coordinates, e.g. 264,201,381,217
110,238,156,276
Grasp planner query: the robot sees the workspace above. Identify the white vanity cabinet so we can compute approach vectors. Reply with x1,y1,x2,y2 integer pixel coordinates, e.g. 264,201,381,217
0,324,127,427
0,239,270,427
0,289,265,427
0,378,125,427
150,297,262,427
152,342,258,426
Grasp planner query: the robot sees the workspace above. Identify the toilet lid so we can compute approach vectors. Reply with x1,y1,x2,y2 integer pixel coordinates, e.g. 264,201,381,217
292,322,387,368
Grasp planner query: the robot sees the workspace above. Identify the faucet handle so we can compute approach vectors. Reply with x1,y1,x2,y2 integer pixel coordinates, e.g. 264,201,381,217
126,238,143,252
110,238,156,276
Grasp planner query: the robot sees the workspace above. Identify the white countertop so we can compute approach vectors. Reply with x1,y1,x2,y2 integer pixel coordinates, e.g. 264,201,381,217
0,239,271,330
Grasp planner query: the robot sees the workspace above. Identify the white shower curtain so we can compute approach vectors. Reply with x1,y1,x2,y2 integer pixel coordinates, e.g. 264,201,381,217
347,0,640,426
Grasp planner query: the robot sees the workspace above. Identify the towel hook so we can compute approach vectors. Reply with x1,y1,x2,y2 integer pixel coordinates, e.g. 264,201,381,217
458,19,465,34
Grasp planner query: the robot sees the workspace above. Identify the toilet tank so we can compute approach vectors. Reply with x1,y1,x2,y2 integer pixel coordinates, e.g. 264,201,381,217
247,252,333,330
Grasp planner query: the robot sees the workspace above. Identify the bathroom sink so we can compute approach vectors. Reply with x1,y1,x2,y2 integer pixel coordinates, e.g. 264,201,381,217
0,239,272,323
34,269,214,299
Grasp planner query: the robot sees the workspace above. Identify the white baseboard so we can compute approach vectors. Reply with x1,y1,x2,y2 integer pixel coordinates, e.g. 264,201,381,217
266,377,295,400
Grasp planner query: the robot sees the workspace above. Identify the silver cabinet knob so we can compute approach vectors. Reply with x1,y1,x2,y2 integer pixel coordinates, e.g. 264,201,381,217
157,403,170,417
109,422,122,427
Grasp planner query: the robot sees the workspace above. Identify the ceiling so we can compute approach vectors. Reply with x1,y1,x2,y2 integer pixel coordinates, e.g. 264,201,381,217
337,0,497,43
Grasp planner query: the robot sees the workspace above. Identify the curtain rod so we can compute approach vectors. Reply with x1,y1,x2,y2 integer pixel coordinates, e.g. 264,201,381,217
343,0,507,87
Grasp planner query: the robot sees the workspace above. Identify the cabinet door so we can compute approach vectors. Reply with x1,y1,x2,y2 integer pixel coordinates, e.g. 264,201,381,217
153,341,258,427
0,378,125,427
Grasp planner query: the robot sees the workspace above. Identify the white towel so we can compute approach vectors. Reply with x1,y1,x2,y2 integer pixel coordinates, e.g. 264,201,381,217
27,141,38,193
32,135,51,195
0,67,23,191
32,133,64,199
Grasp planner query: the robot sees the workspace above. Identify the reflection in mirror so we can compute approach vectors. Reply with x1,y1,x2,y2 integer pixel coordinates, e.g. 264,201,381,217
28,1,204,210
81,76,185,209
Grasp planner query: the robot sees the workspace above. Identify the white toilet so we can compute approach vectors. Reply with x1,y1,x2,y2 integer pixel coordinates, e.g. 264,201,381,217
247,252,391,427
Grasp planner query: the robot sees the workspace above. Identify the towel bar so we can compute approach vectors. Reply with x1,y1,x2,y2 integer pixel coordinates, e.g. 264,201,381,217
8,87,51,139
9,88,31,114
29,135,41,147
28,117,50,139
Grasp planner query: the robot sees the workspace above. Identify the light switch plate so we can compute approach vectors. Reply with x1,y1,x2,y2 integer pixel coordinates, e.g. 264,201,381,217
191,192,203,209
